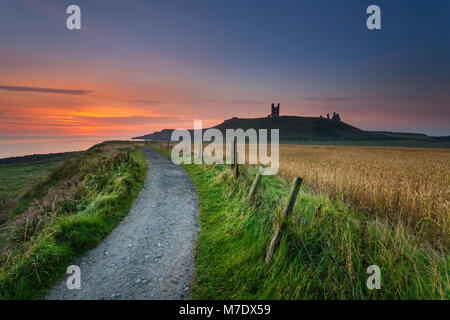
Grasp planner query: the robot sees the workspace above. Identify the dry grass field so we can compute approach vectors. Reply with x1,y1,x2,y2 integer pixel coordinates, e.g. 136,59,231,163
163,141,449,248
278,145,449,248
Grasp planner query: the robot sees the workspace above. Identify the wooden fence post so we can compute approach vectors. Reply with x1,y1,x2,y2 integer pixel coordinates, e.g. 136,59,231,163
231,138,236,168
265,177,303,263
235,151,239,177
246,166,264,201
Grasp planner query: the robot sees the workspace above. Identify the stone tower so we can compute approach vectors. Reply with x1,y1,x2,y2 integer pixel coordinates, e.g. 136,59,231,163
268,103,280,122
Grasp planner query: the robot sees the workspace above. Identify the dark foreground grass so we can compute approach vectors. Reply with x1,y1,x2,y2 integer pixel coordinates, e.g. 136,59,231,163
177,158,448,299
0,154,75,224
0,142,147,299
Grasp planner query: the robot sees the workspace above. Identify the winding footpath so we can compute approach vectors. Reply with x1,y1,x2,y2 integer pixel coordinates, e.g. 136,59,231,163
47,148,199,300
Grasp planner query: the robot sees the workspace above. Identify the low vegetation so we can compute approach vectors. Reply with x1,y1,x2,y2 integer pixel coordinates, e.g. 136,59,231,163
0,142,147,299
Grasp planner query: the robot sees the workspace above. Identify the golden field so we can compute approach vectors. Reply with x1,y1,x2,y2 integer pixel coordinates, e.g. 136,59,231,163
278,145,449,248
166,141,449,248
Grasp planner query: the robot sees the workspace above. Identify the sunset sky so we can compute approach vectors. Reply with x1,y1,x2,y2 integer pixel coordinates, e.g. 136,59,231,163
0,0,449,152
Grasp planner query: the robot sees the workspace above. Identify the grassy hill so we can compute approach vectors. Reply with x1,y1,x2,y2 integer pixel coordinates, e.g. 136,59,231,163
215,116,374,141
133,116,450,147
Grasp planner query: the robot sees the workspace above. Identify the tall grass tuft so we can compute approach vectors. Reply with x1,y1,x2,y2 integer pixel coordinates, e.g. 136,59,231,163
0,142,147,299
177,159,448,299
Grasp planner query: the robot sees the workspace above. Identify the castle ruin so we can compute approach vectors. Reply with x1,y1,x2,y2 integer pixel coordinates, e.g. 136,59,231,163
268,103,280,122
321,112,341,121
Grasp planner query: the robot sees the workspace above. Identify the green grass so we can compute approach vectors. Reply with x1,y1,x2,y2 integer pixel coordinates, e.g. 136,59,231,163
0,154,75,223
139,141,450,300
183,163,448,299
0,142,147,299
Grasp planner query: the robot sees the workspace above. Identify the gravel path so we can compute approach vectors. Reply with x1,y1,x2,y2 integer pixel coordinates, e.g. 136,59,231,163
47,147,199,300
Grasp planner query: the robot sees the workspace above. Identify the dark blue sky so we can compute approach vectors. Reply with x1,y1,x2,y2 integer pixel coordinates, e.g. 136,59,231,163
0,0,449,136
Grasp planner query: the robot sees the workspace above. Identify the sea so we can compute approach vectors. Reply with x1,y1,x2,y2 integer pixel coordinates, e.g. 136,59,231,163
0,135,133,159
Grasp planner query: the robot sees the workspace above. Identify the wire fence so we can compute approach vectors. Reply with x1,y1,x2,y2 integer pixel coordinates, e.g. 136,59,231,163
148,140,367,299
